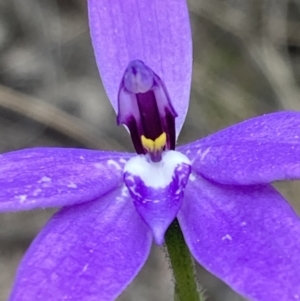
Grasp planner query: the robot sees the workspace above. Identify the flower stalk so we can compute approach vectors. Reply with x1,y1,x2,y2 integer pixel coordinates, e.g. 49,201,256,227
165,219,205,301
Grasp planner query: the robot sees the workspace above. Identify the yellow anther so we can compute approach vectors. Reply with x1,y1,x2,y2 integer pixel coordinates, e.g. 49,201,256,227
141,135,155,152
141,132,167,152
154,132,167,150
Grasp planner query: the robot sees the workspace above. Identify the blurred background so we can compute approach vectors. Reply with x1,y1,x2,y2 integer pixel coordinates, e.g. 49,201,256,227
0,0,300,300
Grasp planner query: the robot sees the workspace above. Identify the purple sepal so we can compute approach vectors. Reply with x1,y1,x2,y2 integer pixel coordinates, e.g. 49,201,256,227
186,142,300,185
9,186,152,301
88,0,192,135
185,111,300,148
124,160,191,245
0,148,131,211
178,174,300,301
180,111,300,185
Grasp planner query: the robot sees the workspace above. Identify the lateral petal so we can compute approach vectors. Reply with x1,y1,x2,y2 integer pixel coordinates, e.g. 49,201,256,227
186,111,300,147
9,186,152,301
0,148,131,211
180,111,300,185
178,175,300,301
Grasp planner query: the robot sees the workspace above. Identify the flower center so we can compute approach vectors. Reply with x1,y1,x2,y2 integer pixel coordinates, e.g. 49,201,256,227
117,60,177,162
124,150,191,244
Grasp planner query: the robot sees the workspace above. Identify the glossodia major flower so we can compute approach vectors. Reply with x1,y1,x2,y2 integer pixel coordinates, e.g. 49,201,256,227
0,1,300,301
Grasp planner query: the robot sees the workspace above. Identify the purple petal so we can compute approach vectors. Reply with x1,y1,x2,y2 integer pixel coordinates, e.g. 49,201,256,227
178,175,300,301
10,186,152,301
179,111,300,184
123,151,191,245
187,142,300,185
88,0,192,134
0,148,132,211
185,111,300,147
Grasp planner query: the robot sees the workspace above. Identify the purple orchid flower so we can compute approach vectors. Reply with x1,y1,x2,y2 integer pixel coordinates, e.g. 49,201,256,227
1,0,300,301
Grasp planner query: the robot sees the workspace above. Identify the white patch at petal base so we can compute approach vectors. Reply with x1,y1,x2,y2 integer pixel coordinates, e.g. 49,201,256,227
124,150,190,188
107,159,122,170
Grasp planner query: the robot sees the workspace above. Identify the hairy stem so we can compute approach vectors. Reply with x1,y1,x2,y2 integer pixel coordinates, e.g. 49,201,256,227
165,219,206,301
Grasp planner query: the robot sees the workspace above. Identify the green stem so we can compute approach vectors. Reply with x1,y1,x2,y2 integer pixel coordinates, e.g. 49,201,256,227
165,219,205,301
